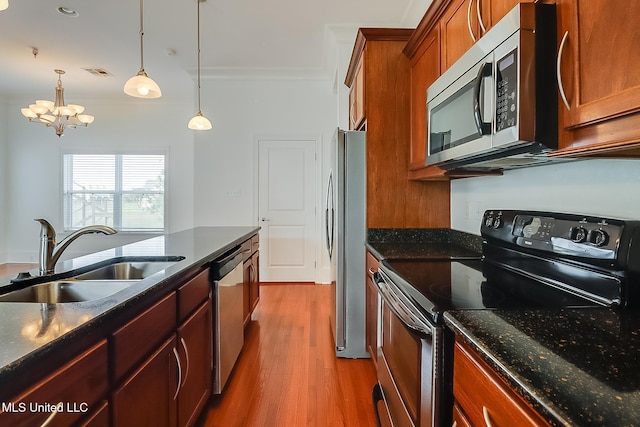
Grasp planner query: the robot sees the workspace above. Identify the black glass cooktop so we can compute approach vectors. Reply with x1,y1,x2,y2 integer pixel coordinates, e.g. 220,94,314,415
380,258,605,324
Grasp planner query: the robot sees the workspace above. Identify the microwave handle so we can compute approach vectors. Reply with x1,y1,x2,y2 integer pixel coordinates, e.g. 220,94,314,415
473,62,493,135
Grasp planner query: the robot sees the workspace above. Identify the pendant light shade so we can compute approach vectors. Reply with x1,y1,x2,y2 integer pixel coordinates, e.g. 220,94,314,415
0,0,9,11
188,0,211,130
124,0,161,98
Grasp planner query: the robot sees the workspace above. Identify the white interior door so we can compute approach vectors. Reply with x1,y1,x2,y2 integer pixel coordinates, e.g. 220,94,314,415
258,139,317,282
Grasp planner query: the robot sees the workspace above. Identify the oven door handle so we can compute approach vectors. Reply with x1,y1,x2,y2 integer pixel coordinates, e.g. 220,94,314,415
374,272,434,336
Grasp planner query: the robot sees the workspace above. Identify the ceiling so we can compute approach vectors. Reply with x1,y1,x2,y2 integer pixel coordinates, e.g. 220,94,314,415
0,0,427,102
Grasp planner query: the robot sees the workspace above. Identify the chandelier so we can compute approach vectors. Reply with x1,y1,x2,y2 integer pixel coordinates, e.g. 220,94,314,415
21,69,94,137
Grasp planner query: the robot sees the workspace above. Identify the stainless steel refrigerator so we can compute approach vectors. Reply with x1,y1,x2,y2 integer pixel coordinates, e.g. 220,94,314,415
326,128,368,358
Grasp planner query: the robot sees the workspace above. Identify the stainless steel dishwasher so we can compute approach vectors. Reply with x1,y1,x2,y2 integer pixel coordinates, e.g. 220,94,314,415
210,247,244,394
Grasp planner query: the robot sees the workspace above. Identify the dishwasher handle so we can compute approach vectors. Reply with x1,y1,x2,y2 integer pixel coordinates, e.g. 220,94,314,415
210,246,244,280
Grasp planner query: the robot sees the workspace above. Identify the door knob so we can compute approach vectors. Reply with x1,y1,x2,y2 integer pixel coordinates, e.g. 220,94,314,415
261,217,270,222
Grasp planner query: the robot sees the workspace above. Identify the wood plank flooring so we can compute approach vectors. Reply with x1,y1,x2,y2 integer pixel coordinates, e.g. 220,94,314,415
197,283,378,427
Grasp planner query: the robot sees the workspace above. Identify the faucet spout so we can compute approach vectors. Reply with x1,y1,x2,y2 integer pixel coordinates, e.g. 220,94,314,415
35,219,117,276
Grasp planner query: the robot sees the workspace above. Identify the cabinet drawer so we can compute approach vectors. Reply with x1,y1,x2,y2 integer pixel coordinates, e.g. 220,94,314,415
112,292,177,381
0,340,108,427
453,340,549,427
241,239,252,261
177,268,210,321
251,234,260,254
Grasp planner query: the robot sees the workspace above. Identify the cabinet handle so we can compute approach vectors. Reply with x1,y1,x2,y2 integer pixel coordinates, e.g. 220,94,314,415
180,337,190,389
173,347,182,400
452,422,457,427
476,0,486,35
368,267,376,277
40,402,63,427
482,406,494,427
557,30,571,111
467,0,477,42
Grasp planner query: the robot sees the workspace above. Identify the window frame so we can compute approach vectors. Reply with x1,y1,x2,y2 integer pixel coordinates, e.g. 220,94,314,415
61,149,169,233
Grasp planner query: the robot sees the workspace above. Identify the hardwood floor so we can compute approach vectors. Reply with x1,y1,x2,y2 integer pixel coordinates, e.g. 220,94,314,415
197,283,378,427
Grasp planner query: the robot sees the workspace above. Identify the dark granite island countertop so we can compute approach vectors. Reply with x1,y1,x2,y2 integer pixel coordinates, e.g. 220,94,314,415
444,308,640,426
366,228,482,260
0,226,259,400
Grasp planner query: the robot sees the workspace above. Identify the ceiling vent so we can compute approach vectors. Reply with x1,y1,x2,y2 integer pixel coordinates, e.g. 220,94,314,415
83,68,112,77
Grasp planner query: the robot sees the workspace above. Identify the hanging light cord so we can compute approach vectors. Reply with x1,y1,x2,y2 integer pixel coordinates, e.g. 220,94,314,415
138,0,145,71
196,0,203,113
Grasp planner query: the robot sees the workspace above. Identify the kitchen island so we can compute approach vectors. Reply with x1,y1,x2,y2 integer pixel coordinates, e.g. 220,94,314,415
0,226,259,425
444,308,640,426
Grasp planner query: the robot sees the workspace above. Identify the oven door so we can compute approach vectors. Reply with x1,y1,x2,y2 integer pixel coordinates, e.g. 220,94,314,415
427,55,493,166
374,271,444,427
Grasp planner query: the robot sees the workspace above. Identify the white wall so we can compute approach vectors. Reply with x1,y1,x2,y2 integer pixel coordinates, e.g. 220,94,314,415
5,97,195,263
193,77,336,282
451,159,640,234
0,97,7,263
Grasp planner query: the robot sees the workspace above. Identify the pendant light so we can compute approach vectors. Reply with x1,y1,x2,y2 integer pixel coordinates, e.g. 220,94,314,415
124,0,162,98
0,0,9,11
188,0,212,130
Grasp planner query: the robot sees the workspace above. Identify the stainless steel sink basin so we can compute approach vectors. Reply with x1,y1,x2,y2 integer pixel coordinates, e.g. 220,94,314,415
73,260,179,281
0,280,136,303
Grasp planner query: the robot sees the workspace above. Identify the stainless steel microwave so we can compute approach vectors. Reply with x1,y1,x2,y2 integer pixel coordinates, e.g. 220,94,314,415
426,3,558,171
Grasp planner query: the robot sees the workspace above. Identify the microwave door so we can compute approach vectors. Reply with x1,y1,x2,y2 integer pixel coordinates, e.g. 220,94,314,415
427,57,493,166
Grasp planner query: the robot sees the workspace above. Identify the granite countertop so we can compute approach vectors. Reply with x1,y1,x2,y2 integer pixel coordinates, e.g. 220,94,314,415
366,228,482,260
444,308,640,426
0,226,259,395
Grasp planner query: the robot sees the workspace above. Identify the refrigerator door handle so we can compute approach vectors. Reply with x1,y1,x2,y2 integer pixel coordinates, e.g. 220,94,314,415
325,170,334,260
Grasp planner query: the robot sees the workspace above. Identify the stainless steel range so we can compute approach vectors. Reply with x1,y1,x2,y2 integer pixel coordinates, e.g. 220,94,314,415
372,210,640,427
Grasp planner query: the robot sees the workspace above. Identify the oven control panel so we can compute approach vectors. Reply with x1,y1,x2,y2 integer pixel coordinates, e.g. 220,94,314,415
481,210,626,260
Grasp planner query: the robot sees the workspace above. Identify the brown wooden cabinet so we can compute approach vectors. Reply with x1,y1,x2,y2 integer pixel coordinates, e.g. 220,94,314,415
345,28,450,228
349,58,365,130
453,338,549,427
112,269,213,427
440,0,479,72
0,340,109,427
554,0,640,157
242,234,260,327
177,301,212,427
477,0,532,35
113,335,179,427
365,251,380,365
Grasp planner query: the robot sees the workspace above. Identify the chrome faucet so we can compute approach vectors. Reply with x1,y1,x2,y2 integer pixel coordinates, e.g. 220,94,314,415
35,218,117,276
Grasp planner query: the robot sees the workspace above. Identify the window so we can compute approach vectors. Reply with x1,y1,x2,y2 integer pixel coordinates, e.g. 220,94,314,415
63,153,165,232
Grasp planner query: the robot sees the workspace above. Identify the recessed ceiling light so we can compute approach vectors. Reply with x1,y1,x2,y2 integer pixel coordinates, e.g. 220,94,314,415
57,7,79,17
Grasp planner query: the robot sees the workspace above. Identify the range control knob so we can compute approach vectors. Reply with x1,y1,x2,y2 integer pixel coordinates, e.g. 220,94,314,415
569,226,588,243
492,216,502,229
588,229,609,247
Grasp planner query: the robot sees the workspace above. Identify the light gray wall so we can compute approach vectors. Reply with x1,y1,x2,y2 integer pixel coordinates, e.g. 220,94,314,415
451,159,640,234
0,97,7,263
5,97,195,263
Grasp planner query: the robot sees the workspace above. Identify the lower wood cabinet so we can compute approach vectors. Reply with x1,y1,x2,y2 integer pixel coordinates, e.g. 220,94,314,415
242,236,260,327
453,338,549,427
112,336,179,427
0,339,109,427
365,250,380,365
112,268,213,427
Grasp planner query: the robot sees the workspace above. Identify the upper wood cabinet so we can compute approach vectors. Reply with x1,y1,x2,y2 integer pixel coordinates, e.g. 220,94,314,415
554,0,640,156
440,0,480,72
477,0,532,35
345,28,451,228
349,59,365,130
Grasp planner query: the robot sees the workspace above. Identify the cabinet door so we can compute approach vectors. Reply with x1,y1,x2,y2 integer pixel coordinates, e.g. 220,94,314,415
243,259,252,326
365,251,380,364
409,26,441,171
349,59,365,130
0,340,108,427
557,0,640,130
249,251,260,313
478,0,532,34
113,336,179,427
440,0,479,72
453,339,549,427
177,301,213,427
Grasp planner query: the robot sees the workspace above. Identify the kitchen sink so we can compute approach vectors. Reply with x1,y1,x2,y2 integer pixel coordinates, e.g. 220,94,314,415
0,280,136,304
73,259,182,281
